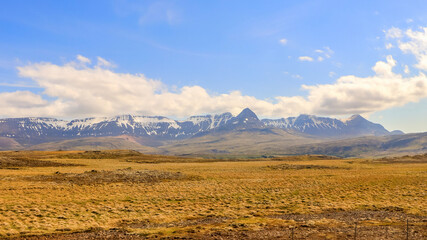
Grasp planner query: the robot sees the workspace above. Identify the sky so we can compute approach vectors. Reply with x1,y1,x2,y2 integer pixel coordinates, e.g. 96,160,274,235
0,0,426,133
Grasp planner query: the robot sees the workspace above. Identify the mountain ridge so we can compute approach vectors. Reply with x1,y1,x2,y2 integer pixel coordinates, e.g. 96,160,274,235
0,108,402,148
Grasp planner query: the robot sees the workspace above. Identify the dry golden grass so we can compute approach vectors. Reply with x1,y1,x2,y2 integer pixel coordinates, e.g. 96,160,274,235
0,150,425,239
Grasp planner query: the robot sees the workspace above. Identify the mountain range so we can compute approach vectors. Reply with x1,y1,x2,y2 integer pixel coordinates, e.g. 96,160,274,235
0,108,424,157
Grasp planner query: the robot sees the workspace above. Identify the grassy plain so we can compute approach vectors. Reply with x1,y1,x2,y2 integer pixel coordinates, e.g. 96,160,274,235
0,150,425,239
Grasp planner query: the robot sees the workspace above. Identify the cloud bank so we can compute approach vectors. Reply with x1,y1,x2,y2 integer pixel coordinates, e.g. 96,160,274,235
1,27,427,119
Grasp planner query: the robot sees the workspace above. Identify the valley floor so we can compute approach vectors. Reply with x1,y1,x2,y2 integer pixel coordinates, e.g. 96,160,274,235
0,150,426,239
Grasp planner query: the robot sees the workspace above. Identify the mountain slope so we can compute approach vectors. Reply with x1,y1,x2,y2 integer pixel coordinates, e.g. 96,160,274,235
160,128,323,156
0,137,22,150
262,114,392,138
161,131,426,157
342,114,390,136
27,136,159,153
279,132,427,157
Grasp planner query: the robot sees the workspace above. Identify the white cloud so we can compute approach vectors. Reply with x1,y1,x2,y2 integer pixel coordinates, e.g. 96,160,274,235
97,57,115,68
0,91,52,117
385,43,393,49
77,55,91,64
298,56,314,62
329,71,336,77
0,82,40,88
5,51,425,119
372,55,396,77
295,47,333,64
394,27,427,71
0,91,46,108
404,65,410,74
313,47,333,61
327,47,334,57
385,27,402,39
279,38,287,45
300,54,427,115
2,27,427,119
321,46,334,58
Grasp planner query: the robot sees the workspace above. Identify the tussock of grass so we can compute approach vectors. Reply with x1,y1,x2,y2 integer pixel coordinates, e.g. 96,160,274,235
371,153,427,164
269,155,342,161
119,216,229,229
0,150,425,239
0,156,78,169
57,150,217,163
266,163,345,170
26,168,189,185
58,150,143,159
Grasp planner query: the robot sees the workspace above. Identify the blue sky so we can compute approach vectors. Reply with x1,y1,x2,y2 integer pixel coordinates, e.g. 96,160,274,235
0,0,426,132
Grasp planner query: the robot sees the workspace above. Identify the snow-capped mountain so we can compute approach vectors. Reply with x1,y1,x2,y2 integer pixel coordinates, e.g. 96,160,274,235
262,114,390,137
0,113,234,144
0,108,397,146
203,108,265,133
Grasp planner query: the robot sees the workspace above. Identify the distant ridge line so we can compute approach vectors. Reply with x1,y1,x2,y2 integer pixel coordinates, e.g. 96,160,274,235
0,108,402,147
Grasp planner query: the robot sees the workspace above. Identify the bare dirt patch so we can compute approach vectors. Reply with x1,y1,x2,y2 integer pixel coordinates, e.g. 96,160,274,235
25,168,192,185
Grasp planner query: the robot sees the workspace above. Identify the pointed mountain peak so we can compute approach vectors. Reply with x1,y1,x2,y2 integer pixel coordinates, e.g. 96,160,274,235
237,108,259,120
350,114,364,119
342,114,390,135
343,114,366,123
